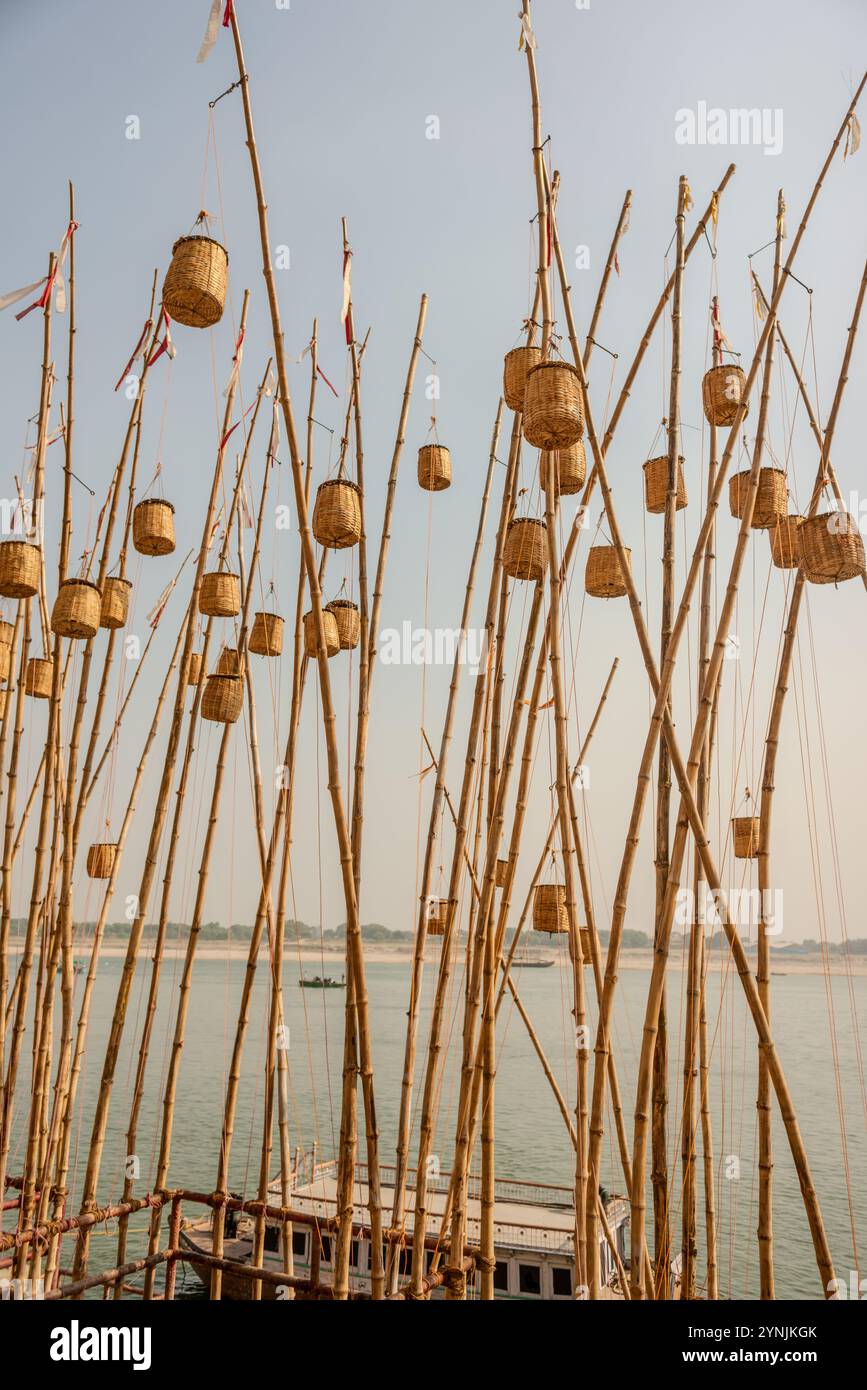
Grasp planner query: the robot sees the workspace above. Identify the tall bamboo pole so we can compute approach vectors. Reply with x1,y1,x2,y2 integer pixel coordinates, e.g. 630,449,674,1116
584,189,632,365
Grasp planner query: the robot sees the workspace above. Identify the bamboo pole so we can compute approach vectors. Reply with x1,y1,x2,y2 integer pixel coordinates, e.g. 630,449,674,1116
584,189,632,366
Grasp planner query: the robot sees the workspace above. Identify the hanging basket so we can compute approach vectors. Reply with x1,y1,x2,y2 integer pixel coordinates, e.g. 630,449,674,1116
0,689,6,721
768,514,803,570
533,883,569,934
86,843,117,880
187,652,203,686
495,858,509,889
418,444,452,493
201,673,243,724
0,619,13,648
162,234,228,329
99,577,132,630
503,517,548,582
249,612,284,657
643,455,688,514
303,608,340,659
133,499,176,557
798,511,867,586
523,361,585,450
325,599,360,651
425,898,451,937
503,345,543,412
585,545,631,599
0,541,41,599
0,646,9,684
701,364,749,426
51,579,102,640
312,479,362,549
540,442,587,497
728,468,787,530
732,816,761,859
579,924,592,964
25,656,53,699
199,570,241,618
216,646,241,677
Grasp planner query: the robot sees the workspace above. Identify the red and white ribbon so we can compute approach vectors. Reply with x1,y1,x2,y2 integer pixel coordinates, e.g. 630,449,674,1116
2,221,78,321
146,309,176,368
222,326,246,398
340,248,353,344
114,317,154,391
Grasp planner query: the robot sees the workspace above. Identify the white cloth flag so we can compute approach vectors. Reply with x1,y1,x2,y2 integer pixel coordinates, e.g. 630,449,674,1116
0,278,47,313
198,0,223,63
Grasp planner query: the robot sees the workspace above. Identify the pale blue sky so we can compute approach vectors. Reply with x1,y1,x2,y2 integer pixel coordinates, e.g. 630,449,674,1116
1,0,865,942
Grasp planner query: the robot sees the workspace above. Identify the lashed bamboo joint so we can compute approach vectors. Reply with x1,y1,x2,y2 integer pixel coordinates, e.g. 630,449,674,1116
732,816,761,859
425,898,451,937
201,673,244,724
523,361,585,449
199,571,241,618
0,540,41,598
728,468,787,530
99,576,133,630
643,455,687,514
585,544,632,598
418,444,452,492
701,363,749,426
503,344,542,411
799,511,866,585
303,608,339,659
503,517,548,582
325,599,360,651
533,883,569,934
25,656,53,699
312,479,362,549
133,499,176,557
769,514,804,569
162,235,228,329
248,611,284,656
51,578,102,640
86,843,118,880
540,442,587,497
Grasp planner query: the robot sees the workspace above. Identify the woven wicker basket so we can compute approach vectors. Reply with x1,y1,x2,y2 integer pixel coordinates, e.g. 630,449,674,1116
523,361,585,449
418,444,452,493
425,898,451,937
162,235,228,329
0,645,9,684
51,579,102,640
0,689,6,721
643,455,688,514
702,364,749,426
0,619,13,648
503,345,543,412
585,545,631,599
495,858,509,889
312,479,362,549
533,883,569,934
732,816,761,859
86,843,117,880
503,518,548,582
0,541,41,599
768,515,803,570
540,442,587,497
187,652,203,687
99,577,132,630
728,468,787,530
303,608,340,659
201,674,243,724
216,646,241,677
249,612,284,657
199,571,241,618
25,657,53,699
578,924,592,964
799,511,867,586
133,500,176,557
326,599,360,651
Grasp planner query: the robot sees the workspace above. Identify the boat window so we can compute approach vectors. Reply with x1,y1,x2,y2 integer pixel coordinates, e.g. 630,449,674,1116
263,1224,280,1254
292,1230,307,1260
493,1261,509,1292
518,1262,542,1296
552,1266,572,1297
318,1235,332,1264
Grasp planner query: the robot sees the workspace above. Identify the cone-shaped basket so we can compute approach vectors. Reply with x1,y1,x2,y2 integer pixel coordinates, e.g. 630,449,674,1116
100,577,132,630
216,647,241,677
585,545,631,598
0,541,41,599
702,364,749,426
523,361,584,449
643,455,687,514
418,444,452,492
25,656,53,699
503,518,548,582
495,858,509,888
325,599,360,651
769,515,803,570
86,843,117,880
540,442,587,497
249,612,284,657
312,479,362,549
187,652,203,687
799,512,866,586
199,571,241,618
503,345,542,412
201,674,243,724
162,235,228,329
426,898,451,937
732,816,761,859
133,500,176,558
51,579,102,640
728,468,787,530
533,883,569,934
303,609,340,659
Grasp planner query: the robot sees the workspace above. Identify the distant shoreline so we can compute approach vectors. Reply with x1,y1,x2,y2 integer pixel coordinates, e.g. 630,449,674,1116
36,942,867,977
